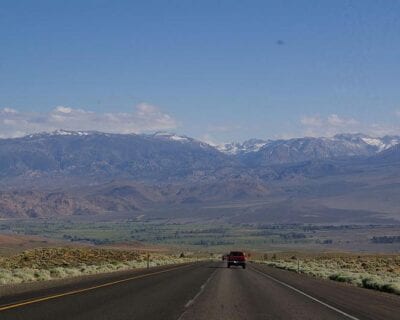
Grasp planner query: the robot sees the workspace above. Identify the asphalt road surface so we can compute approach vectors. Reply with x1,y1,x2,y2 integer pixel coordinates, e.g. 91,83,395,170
1,261,399,320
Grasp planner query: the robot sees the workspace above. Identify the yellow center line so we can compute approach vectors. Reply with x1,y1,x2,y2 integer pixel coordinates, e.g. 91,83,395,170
0,263,193,312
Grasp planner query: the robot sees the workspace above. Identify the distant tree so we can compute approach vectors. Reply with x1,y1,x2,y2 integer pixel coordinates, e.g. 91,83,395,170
371,236,400,243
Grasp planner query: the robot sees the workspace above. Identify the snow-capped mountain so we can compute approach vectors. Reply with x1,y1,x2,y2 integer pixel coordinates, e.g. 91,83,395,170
334,133,400,152
0,130,230,182
362,135,400,152
373,142,400,162
217,133,400,165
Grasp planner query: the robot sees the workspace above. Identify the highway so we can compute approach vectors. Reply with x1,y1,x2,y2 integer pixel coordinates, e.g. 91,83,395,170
0,261,399,320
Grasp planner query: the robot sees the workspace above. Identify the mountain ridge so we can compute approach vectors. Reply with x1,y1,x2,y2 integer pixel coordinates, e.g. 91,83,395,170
0,130,399,183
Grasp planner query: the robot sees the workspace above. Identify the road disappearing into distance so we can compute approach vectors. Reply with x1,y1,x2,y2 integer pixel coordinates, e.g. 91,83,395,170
1,261,399,320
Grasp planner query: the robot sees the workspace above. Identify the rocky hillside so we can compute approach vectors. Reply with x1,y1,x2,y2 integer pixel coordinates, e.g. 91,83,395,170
0,177,271,218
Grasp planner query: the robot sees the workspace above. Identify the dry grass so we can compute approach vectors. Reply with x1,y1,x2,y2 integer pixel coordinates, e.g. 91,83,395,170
253,253,400,295
0,247,198,285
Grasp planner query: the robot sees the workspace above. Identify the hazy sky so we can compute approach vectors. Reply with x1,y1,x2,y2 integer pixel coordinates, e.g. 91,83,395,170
1,0,399,142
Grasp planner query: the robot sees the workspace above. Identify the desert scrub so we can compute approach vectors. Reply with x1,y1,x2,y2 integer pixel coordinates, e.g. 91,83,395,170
256,254,400,295
0,247,198,285
0,247,143,269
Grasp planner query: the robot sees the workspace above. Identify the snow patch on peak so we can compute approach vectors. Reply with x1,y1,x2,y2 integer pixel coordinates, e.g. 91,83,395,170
362,137,400,152
152,132,191,143
169,135,189,142
53,130,90,136
362,137,385,148
25,130,94,139
217,139,269,155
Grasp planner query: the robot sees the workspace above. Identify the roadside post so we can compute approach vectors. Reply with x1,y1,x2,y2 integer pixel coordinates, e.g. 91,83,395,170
147,253,150,269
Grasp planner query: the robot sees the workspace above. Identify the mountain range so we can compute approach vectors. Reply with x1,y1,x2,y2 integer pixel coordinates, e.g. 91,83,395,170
1,130,399,180
0,130,399,222
218,133,400,164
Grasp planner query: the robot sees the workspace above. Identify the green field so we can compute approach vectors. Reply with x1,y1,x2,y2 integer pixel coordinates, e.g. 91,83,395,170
1,218,400,253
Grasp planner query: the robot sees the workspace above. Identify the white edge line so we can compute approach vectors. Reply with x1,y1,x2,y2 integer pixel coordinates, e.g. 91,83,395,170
250,266,360,320
177,268,218,320
184,268,217,308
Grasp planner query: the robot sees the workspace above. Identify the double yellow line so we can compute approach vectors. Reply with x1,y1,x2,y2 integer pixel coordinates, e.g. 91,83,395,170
0,264,192,312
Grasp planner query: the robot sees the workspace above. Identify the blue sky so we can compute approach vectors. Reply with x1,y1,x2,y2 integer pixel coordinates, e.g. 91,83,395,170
1,0,399,142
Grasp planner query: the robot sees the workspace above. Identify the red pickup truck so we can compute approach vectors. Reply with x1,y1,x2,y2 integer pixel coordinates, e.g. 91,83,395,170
227,251,246,269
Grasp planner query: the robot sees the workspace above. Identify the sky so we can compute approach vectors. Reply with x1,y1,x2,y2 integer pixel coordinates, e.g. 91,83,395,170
1,0,399,143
